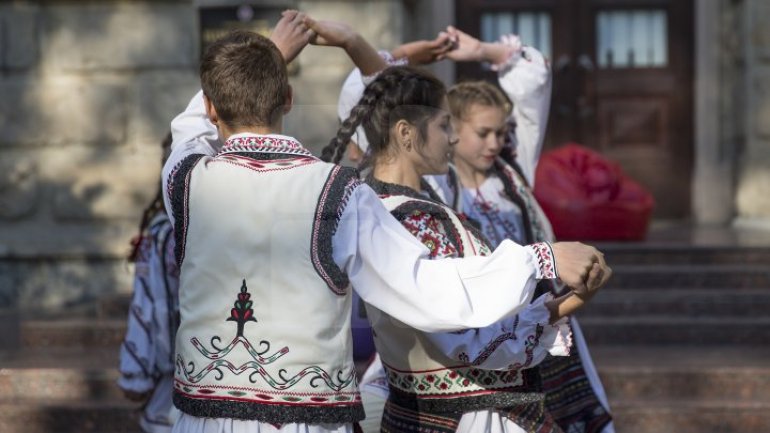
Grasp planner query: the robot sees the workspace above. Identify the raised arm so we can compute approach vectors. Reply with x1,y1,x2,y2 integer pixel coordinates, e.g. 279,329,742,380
496,35,552,186
445,27,552,185
304,17,386,76
390,32,456,65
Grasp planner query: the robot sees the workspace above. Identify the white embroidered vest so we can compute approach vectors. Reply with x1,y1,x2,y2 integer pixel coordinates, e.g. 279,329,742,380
363,185,542,412
168,136,363,424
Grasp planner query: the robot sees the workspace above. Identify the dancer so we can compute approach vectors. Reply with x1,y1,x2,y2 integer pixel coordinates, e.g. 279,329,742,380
323,65,610,433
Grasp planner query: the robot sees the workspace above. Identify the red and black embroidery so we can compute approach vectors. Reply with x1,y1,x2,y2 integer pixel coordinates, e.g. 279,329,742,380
174,279,362,423
531,242,558,280
366,176,470,258
311,166,360,295
221,136,314,157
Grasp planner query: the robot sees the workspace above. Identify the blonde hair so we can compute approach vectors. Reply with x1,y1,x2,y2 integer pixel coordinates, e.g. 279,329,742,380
447,81,512,121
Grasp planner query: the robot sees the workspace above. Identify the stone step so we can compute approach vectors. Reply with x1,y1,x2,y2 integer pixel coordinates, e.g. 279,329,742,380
610,400,770,433
0,399,142,433
20,319,126,348
608,264,770,289
0,368,125,401
592,346,770,401
0,347,121,399
597,244,770,266
578,316,770,345
582,288,770,317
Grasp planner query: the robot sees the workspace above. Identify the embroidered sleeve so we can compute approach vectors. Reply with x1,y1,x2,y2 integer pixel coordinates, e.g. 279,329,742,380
526,242,558,280
425,293,572,371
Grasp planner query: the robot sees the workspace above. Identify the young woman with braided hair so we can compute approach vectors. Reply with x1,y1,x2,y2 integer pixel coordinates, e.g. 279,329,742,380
322,65,611,433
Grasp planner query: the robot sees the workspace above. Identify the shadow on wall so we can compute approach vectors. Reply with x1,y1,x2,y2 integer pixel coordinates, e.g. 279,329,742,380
0,2,197,315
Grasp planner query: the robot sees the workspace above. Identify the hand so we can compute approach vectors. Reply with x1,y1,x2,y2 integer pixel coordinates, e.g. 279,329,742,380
444,26,483,62
499,34,523,53
269,10,313,63
575,261,612,300
303,17,356,48
551,242,611,295
393,33,456,65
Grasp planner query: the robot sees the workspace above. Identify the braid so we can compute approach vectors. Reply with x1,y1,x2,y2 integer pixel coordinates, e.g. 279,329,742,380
325,66,446,165
322,72,398,164
322,100,374,164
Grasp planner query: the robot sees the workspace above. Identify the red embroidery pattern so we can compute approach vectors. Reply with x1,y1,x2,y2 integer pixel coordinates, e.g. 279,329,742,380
221,136,313,156
214,154,318,173
401,210,458,259
174,380,361,405
531,242,557,279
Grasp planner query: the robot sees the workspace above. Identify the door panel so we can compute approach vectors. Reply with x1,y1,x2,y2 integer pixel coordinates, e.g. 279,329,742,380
455,0,693,218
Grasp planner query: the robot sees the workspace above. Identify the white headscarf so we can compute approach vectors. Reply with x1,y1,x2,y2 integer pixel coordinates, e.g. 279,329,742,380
336,68,370,153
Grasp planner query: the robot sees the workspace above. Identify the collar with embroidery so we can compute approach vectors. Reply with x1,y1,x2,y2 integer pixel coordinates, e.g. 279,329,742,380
219,135,315,157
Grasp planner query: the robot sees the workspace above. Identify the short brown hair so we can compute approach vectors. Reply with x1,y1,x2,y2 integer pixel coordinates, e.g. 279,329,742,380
200,30,288,128
447,81,511,121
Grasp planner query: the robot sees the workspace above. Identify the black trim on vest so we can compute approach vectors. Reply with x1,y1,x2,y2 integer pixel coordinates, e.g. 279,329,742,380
169,154,205,268
311,165,360,295
419,178,446,203
173,392,365,424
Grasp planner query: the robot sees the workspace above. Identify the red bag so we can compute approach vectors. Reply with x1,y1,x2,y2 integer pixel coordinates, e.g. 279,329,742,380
533,143,654,241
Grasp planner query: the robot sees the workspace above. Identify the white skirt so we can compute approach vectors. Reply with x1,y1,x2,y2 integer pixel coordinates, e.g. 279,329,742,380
172,414,351,433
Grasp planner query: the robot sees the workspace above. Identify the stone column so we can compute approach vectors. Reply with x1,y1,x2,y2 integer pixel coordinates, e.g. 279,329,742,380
736,0,770,224
693,0,740,225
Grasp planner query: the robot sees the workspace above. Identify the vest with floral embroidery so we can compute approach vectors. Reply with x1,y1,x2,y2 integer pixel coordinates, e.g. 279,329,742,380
363,177,546,419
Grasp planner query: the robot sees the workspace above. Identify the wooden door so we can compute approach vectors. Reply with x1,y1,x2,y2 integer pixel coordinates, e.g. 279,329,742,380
455,0,694,218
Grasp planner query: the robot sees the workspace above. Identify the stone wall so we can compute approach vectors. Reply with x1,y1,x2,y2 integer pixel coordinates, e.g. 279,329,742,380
737,0,770,222
0,0,408,311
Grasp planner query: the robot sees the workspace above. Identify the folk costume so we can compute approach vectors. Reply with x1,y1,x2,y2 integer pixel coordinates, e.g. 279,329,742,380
118,212,180,433
430,44,615,433
160,91,562,433
363,176,571,433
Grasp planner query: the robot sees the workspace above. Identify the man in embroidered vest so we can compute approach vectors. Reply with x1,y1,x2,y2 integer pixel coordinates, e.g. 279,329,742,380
161,11,611,433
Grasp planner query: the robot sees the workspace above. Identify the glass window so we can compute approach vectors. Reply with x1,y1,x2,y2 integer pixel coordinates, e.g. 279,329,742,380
481,11,552,60
597,9,668,68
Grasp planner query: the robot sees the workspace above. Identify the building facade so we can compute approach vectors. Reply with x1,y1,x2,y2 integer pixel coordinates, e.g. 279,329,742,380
0,0,766,310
